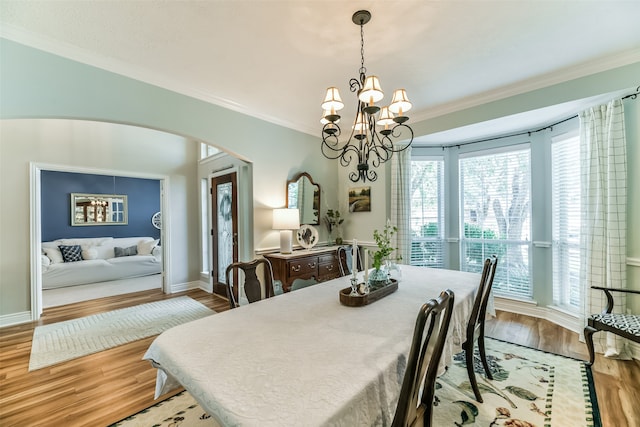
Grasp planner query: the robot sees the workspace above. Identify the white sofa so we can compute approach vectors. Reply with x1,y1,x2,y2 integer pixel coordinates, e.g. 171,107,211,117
41,236,162,289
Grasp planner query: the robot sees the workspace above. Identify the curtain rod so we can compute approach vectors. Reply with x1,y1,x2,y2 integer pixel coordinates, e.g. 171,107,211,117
441,85,640,150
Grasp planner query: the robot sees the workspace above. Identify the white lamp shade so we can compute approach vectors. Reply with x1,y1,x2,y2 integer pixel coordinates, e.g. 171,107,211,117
376,106,395,127
358,75,384,104
389,89,412,115
272,208,300,230
352,112,367,133
321,87,344,112
321,110,340,125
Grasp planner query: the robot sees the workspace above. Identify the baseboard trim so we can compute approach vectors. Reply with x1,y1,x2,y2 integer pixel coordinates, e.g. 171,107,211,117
198,280,213,293
494,297,583,334
170,281,203,293
0,311,32,328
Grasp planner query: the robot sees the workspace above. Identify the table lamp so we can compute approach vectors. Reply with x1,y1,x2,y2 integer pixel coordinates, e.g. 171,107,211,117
272,208,300,254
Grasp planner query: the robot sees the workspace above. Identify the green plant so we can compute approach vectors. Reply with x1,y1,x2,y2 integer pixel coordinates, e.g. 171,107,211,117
372,221,401,270
324,209,344,233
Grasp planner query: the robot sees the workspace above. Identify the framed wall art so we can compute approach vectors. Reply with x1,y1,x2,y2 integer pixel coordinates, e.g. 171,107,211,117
348,186,371,212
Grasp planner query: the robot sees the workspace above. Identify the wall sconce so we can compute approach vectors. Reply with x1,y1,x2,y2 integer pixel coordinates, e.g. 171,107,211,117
272,208,300,254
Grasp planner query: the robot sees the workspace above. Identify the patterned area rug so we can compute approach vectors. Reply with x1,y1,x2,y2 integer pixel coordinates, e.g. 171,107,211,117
112,338,600,427
29,296,214,371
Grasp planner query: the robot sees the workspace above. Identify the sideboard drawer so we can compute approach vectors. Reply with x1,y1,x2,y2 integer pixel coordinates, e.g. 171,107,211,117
318,260,340,281
287,256,318,279
264,246,341,293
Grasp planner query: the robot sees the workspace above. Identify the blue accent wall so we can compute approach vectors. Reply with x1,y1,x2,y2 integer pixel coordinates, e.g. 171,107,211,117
41,170,160,241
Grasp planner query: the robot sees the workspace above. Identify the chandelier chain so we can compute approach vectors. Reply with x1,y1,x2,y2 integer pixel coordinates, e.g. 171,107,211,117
359,22,366,77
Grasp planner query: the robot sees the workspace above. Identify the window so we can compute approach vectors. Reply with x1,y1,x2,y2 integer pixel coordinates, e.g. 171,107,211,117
200,143,220,160
459,146,532,299
551,133,581,312
410,158,445,267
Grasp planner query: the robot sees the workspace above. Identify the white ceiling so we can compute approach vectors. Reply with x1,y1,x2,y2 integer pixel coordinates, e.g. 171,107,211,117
1,1,639,145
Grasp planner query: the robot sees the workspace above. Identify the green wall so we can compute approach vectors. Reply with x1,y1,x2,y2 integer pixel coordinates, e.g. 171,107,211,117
1,36,638,322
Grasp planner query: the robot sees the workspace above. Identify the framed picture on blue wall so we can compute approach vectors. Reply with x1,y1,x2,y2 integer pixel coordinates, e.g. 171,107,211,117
70,193,128,226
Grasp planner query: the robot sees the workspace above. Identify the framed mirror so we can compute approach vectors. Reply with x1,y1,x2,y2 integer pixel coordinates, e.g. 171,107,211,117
71,193,128,226
286,172,320,225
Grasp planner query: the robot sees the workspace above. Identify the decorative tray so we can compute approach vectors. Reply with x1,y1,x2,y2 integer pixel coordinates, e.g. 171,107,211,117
339,279,398,307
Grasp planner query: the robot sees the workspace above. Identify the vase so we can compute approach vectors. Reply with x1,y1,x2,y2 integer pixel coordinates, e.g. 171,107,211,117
368,264,390,290
334,228,343,245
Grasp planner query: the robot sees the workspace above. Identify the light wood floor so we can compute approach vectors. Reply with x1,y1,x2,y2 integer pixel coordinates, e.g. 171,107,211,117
1,290,638,427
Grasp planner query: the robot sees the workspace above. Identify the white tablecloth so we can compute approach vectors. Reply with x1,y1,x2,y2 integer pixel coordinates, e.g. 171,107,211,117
143,265,480,426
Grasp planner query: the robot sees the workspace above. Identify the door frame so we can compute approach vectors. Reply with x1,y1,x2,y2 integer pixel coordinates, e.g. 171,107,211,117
29,162,169,320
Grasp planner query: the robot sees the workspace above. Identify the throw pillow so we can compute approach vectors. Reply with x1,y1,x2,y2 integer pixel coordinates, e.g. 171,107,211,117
43,247,64,264
114,245,138,257
81,247,98,260
58,245,84,263
137,239,159,255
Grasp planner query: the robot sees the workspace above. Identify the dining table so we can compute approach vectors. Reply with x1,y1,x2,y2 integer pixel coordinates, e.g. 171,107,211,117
143,265,481,426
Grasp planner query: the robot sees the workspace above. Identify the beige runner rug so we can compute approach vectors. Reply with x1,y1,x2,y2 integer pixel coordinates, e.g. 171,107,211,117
29,296,214,371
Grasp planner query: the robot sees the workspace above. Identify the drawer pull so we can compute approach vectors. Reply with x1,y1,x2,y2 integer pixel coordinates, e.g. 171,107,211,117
325,265,334,271
308,262,317,268
291,265,301,272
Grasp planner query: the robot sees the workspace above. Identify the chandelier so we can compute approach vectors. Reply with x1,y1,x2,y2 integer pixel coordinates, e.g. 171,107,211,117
320,10,414,183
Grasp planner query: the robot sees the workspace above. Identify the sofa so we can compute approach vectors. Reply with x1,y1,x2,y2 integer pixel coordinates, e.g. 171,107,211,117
41,236,162,289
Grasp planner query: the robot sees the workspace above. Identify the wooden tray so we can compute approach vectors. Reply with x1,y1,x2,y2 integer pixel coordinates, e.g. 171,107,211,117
339,279,398,307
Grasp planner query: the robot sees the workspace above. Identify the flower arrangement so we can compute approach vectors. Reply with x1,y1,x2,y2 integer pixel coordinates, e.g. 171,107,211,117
372,220,401,270
324,209,344,244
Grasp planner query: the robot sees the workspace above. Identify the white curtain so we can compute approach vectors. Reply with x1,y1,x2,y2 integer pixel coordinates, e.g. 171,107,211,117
390,145,412,265
579,99,628,358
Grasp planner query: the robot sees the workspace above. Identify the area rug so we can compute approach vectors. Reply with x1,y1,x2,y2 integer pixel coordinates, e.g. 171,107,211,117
29,296,214,371
111,338,600,427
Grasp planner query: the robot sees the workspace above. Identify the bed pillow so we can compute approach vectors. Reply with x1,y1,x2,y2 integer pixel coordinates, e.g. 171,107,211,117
138,239,159,255
58,245,84,263
114,245,138,257
43,247,64,264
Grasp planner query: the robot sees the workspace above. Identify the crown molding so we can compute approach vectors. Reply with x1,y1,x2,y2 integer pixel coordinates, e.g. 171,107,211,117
3,24,637,138
411,48,640,123
0,25,315,135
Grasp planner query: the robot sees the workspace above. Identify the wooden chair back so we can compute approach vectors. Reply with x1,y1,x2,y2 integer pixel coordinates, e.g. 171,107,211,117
463,255,498,402
392,289,455,427
225,258,275,309
467,255,498,339
337,244,363,277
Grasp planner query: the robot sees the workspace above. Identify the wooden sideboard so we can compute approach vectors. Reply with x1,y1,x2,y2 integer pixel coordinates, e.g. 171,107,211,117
264,246,341,292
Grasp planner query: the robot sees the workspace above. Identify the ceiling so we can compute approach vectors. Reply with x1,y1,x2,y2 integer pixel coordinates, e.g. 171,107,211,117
1,1,639,145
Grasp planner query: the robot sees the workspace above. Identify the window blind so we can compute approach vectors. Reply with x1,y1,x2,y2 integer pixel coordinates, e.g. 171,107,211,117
459,147,532,299
410,159,444,267
551,134,581,311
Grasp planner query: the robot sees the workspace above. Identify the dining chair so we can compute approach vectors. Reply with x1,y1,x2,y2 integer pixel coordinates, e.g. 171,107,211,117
584,286,640,365
462,255,498,403
337,244,363,277
392,289,455,427
224,258,275,309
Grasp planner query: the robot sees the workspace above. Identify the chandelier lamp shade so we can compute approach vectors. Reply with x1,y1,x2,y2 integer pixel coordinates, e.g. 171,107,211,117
320,10,414,183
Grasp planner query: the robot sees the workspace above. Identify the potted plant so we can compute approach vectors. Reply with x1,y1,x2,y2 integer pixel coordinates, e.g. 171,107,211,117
324,209,344,245
369,220,401,288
